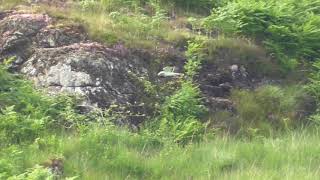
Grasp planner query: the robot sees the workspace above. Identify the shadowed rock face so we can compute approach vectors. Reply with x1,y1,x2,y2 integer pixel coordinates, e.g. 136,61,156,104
0,12,87,69
0,13,51,64
36,25,87,48
0,11,156,126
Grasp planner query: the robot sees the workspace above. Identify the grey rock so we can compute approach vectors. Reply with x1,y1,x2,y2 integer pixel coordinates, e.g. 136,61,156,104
35,25,87,48
0,12,86,67
20,43,148,108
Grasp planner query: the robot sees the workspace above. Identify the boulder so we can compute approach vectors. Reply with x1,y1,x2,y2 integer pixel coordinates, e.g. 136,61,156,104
0,13,51,65
0,12,87,69
21,43,151,108
0,11,156,125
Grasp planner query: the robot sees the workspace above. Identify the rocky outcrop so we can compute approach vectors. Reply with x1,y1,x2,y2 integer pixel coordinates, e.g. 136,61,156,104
0,13,51,67
0,11,158,125
21,43,152,108
194,44,277,114
0,10,278,126
0,12,87,70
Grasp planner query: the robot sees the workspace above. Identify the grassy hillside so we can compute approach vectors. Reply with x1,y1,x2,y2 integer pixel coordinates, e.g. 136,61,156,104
0,64,319,179
2,123,320,179
1,0,320,179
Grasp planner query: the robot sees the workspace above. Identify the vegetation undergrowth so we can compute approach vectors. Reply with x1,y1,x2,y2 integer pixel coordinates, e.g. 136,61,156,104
26,0,193,49
1,118,320,179
231,85,310,136
1,0,320,179
0,48,318,179
203,0,320,73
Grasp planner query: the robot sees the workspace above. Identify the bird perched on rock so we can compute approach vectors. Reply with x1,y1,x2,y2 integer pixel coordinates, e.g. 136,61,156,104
158,66,183,78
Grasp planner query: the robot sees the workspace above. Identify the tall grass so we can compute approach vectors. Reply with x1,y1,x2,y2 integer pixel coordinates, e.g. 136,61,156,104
0,0,25,10
28,1,190,49
1,126,319,179
230,85,309,136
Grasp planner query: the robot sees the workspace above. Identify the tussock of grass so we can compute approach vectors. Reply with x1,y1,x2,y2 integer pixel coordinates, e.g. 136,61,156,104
230,85,308,135
0,0,25,10
207,36,266,58
25,2,190,49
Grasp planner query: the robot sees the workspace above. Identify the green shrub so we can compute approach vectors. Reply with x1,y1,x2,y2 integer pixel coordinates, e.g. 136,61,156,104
306,61,320,104
0,106,45,145
156,39,210,144
305,61,320,125
184,39,206,78
0,146,24,179
7,165,54,180
159,81,207,144
0,62,84,146
231,85,303,135
159,0,225,13
203,0,320,71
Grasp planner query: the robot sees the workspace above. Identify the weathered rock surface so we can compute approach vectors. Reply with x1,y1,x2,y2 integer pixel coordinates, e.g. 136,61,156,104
35,25,87,48
0,13,51,66
21,43,152,108
0,11,158,126
0,12,87,70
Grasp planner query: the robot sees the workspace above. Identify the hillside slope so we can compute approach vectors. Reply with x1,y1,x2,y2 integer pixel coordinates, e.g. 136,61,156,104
0,0,320,179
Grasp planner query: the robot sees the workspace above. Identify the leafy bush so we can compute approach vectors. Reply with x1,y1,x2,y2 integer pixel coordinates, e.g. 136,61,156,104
203,0,320,71
305,61,320,125
306,61,320,104
231,85,304,135
0,63,84,146
184,39,206,78
152,38,209,144
159,0,225,13
7,165,53,180
0,106,45,145
0,146,24,179
159,81,207,144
